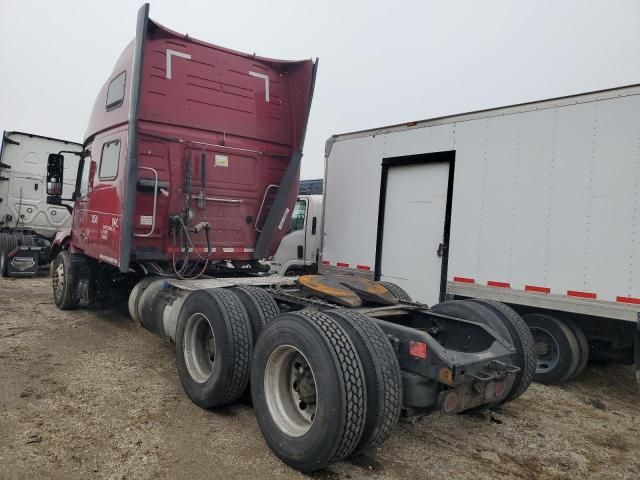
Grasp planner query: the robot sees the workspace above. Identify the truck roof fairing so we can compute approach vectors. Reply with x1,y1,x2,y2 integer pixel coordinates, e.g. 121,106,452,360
83,4,317,272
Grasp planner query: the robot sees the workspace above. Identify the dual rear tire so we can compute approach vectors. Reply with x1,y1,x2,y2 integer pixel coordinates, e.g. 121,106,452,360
251,309,401,472
173,289,402,472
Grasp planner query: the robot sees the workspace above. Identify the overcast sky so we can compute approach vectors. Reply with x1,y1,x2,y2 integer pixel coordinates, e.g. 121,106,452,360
1,0,639,179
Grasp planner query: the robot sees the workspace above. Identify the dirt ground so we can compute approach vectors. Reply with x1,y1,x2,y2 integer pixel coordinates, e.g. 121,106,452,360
0,276,638,480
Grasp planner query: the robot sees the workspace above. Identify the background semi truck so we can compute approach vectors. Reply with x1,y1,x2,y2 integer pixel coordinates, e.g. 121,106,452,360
0,131,81,276
321,83,640,385
44,4,534,472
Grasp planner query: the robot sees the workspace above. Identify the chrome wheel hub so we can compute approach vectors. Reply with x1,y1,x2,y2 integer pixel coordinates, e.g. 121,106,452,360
264,345,317,437
183,313,216,383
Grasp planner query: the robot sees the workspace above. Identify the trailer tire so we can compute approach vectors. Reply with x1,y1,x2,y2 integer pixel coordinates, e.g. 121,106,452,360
51,250,83,310
326,309,401,454
560,316,589,380
523,313,581,385
251,310,366,472
468,299,536,403
230,286,280,341
379,281,412,302
175,288,253,408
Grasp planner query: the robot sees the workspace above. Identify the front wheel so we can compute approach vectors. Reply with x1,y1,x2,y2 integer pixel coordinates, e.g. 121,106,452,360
51,250,83,310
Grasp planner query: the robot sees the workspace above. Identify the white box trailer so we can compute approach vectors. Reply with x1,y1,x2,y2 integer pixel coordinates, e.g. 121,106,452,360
0,131,81,275
320,83,640,384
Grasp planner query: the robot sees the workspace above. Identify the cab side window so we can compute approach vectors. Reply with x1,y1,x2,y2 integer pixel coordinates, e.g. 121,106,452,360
106,71,126,111
99,140,120,180
289,199,307,232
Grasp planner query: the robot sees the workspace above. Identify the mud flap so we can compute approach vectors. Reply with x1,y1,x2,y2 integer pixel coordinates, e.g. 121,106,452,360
7,246,41,277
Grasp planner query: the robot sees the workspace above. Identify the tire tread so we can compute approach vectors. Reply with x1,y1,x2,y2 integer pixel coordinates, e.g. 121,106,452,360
295,309,366,462
326,309,401,451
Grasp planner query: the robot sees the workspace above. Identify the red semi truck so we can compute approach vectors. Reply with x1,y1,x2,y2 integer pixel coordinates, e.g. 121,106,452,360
45,4,535,472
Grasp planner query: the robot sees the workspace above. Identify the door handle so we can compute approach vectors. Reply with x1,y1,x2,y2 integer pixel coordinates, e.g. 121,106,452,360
437,243,445,258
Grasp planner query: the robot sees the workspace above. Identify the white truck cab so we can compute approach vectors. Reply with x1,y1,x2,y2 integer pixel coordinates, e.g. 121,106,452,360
270,194,323,275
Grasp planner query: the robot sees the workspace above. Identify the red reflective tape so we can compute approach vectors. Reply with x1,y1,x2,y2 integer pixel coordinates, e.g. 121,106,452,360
336,262,349,268
356,265,371,271
453,276,475,283
409,341,428,360
488,281,510,288
567,290,597,299
525,285,551,294
616,296,640,305
321,260,330,265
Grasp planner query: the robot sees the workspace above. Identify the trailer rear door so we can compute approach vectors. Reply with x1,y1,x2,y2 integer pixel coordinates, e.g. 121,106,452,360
379,159,451,305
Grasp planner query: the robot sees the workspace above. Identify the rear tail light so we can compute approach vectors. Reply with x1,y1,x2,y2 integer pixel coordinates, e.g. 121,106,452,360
409,341,428,360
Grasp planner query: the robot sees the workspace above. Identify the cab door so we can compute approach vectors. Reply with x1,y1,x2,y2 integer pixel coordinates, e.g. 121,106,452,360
85,129,126,267
71,148,94,252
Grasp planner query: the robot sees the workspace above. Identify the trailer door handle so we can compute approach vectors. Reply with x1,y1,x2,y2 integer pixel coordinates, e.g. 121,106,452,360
437,243,445,258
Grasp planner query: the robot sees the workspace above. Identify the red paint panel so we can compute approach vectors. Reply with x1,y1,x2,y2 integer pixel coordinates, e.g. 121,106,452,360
356,265,371,271
616,296,640,305
567,290,597,299
525,285,551,294
336,262,349,268
453,276,475,283
488,281,510,288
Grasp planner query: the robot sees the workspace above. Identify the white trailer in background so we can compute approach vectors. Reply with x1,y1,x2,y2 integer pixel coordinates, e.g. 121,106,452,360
0,131,81,276
320,83,640,384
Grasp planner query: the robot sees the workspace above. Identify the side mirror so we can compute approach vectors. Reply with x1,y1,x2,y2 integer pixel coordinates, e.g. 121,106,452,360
47,153,64,196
